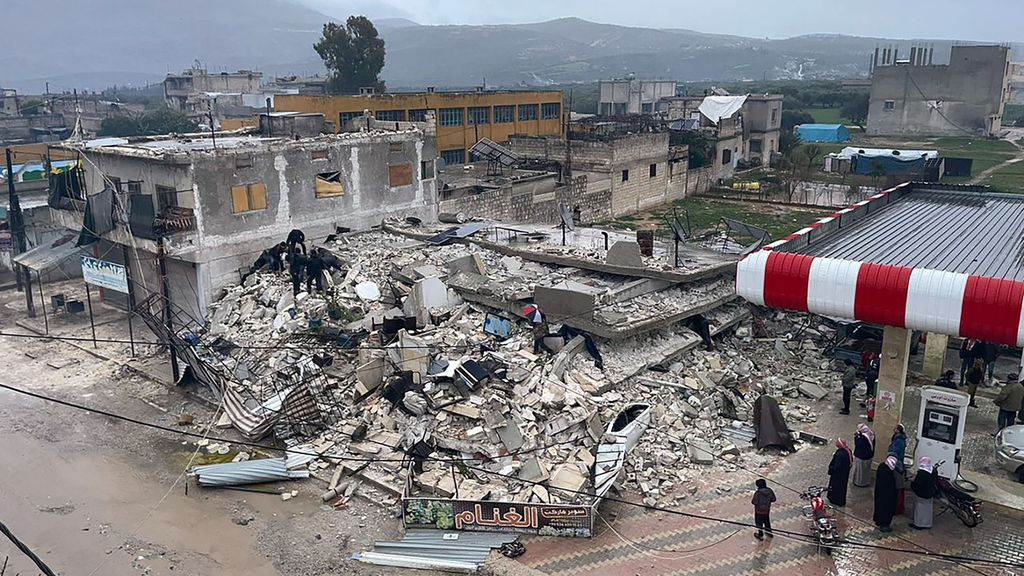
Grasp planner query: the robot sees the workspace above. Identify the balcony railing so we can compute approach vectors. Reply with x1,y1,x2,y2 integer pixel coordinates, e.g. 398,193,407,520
155,206,196,235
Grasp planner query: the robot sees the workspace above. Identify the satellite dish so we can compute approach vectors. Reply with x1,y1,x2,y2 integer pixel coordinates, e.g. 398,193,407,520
436,157,448,173
559,205,575,232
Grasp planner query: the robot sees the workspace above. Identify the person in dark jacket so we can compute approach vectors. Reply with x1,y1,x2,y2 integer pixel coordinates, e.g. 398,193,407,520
959,339,977,386
840,359,857,415
305,250,325,294
982,342,999,383
934,370,958,390
751,478,776,540
316,247,346,273
910,456,938,529
965,358,985,407
994,373,1023,432
240,242,287,283
286,228,307,256
852,423,875,487
288,247,307,296
827,438,853,506
873,455,899,532
888,424,907,470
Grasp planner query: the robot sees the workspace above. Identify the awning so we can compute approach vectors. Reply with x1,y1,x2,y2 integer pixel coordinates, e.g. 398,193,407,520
12,233,85,271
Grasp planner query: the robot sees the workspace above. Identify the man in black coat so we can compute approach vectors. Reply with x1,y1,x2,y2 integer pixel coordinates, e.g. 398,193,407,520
305,249,325,294
288,247,307,296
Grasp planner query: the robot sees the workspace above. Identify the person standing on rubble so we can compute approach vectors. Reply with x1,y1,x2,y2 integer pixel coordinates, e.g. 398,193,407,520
751,478,776,540
288,246,308,296
852,423,875,487
305,248,326,294
873,455,899,533
827,438,853,506
287,228,307,256
840,359,857,415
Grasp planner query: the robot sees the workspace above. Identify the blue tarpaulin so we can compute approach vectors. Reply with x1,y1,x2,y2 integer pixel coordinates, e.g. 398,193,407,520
795,124,850,143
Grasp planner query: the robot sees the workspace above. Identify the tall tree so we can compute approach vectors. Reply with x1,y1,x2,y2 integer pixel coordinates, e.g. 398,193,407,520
314,16,386,95
840,93,870,128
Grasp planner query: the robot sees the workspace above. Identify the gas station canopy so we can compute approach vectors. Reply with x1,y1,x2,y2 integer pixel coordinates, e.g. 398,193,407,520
736,183,1024,347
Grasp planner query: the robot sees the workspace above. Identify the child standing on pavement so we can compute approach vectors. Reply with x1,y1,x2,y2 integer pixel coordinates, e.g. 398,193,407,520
751,478,777,540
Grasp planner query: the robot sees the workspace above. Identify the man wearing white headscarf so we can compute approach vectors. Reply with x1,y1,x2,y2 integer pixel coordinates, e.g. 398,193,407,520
852,423,875,487
910,456,937,529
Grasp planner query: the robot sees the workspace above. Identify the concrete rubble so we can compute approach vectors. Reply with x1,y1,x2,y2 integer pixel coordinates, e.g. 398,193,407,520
191,222,844,510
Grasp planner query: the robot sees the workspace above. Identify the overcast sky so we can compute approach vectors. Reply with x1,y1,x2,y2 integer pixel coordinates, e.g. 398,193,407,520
303,0,1023,42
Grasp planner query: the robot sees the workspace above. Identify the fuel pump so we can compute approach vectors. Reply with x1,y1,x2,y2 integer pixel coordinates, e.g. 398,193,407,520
916,386,970,479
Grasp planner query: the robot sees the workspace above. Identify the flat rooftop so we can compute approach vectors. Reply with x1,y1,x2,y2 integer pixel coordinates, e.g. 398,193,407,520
787,186,1024,282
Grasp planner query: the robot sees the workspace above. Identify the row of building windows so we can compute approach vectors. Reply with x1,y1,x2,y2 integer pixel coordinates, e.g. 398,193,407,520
621,163,661,182
337,103,562,128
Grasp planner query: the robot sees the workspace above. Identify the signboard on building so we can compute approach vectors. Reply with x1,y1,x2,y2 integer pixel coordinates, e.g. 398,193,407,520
81,256,129,293
403,497,593,538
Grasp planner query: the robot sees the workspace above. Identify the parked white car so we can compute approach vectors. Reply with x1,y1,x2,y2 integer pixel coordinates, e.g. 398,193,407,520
995,425,1024,483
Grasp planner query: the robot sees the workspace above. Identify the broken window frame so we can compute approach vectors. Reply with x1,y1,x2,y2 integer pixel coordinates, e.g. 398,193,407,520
155,184,179,212
315,171,345,198
388,163,414,188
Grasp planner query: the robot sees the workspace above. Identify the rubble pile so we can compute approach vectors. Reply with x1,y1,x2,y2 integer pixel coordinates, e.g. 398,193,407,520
192,227,842,509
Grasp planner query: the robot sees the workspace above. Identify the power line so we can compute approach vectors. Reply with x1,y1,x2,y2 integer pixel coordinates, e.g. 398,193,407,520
0,519,58,576
0,381,1019,570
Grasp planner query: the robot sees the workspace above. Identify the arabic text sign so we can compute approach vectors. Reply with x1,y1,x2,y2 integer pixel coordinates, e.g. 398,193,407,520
403,497,593,538
81,256,129,294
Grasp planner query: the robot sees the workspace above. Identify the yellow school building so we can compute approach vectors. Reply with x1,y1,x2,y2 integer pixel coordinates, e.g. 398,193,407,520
275,90,565,166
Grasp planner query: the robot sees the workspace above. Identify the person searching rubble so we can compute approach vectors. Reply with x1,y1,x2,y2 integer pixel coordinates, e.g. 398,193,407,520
288,246,308,296
240,241,287,283
305,249,326,294
287,228,307,255
685,314,714,351
934,369,958,390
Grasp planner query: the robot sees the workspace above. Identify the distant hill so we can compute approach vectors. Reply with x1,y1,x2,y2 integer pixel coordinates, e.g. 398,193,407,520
2,3,1018,93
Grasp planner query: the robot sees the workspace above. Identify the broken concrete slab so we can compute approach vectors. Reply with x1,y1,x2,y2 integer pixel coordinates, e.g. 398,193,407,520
798,382,829,401
606,241,643,268
687,440,715,465
355,281,381,302
548,463,588,494
533,281,598,322
448,253,487,276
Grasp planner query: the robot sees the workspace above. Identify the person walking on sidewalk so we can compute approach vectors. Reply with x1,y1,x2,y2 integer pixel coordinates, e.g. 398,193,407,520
910,456,938,530
852,423,875,487
827,438,853,506
751,478,776,540
840,359,857,415
993,373,1023,432
874,456,899,533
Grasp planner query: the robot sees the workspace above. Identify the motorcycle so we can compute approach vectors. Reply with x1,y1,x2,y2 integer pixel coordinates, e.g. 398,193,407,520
800,485,839,555
933,461,982,527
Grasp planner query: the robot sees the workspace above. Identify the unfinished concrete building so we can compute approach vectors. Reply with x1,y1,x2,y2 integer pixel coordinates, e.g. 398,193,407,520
741,94,783,166
866,45,1011,137
51,120,437,319
598,79,679,116
163,66,264,113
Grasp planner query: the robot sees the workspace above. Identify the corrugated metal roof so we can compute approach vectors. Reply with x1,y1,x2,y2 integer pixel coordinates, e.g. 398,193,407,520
353,529,517,572
12,234,85,272
791,189,1024,282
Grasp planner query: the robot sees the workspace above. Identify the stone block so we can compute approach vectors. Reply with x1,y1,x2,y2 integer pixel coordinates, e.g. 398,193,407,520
534,281,598,322
798,381,829,400
448,253,487,276
606,241,643,267
687,440,715,465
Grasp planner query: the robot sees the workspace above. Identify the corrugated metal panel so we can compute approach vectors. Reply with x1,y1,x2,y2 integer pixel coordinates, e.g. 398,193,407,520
793,189,1024,282
353,529,516,572
192,457,309,487
12,234,84,271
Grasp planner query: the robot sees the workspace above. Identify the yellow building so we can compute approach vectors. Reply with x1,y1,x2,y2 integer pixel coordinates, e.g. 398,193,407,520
275,90,564,166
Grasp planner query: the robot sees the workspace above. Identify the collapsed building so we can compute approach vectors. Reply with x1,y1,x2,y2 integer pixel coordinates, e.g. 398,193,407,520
49,117,437,319
148,214,845,540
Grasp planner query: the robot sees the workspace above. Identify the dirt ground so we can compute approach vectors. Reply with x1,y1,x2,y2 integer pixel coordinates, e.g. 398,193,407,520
0,302,423,576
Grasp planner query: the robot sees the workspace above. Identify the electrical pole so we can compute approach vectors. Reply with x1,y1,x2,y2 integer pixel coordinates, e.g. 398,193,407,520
5,148,34,316
157,236,180,383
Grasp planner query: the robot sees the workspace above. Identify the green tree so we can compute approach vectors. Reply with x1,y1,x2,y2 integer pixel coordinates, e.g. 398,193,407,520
840,93,870,128
98,108,198,137
314,16,386,95
669,130,714,169
19,98,45,115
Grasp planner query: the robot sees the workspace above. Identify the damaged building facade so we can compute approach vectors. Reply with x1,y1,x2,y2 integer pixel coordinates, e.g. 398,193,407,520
51,121,437,319
866,45,1011,137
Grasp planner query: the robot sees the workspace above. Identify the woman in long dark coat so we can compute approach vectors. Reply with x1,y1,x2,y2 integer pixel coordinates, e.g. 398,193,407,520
827,437,853,506
873,455,899,532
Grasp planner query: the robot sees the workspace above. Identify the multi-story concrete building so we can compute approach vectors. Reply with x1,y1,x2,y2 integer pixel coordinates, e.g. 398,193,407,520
510,131,688,218
598,79,678,116
163,67,264,114
275,90,565,168
51,118,437,319
741,94,783,166
866,45,1010,137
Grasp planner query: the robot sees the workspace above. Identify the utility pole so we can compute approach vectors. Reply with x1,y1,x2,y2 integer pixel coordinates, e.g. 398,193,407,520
5,149,34,317
157,236,180,383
